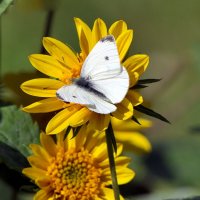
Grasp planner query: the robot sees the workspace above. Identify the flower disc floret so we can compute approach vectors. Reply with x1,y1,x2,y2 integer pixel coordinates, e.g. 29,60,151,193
23,127,135,200
47,147,102,199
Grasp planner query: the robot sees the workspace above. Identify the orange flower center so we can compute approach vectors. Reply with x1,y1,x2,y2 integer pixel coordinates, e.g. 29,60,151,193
47,147,102,200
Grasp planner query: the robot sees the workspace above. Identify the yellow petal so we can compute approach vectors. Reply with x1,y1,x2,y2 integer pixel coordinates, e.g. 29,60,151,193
46,105,85,134
22,97,66,113
112,98,133,120
22,167,46,180
100,156,130,169
96,143,123,171
116,30,133,62
29,54,69,79
109,20,127,39
68,107,91,127
56,130,69,149
89,113,110,131
34,189,52,200
103,167,135,185
36,177,51,188
100,188,115,200
101,187,124,200
123,54,149,87
74,18,92,57
91,142,107,162
116,143,123,156
21,78,64,97
66,130,76,150
84,129,104,153
112,117,152,132
115,131,152,153
126,90,143,106
116,168,135,184
92,18,107,47
29,144,51,162
40,133,57,157
100,188,125,200
43,37,80,69
28,156,49,170
74,125,87,149
46,106,77,135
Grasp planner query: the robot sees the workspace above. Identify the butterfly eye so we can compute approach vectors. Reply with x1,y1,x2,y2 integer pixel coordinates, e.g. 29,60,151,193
72,96,77,98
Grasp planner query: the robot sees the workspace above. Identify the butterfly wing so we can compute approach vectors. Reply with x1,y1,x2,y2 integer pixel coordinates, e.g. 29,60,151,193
56,35,129,114
90,66,129,104
81,35,122,80
56,84,116,114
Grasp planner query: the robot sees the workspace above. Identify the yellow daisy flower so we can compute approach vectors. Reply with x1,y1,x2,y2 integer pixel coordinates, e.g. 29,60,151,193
23,127,135,200
21,18,149,134
111,117,152,154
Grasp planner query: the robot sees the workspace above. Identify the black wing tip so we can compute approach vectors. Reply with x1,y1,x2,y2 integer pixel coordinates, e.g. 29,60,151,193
56,92,63,100
101,35,114,43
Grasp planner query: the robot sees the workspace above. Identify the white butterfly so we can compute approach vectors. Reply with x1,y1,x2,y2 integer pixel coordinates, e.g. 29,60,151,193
56,35,129,114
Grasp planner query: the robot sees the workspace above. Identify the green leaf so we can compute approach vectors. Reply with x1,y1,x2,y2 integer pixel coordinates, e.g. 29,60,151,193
0,105,40,157
0,0,14,16
131,84,148,89
0,141,29,172
131,79,161,89
131,115,141,125
64,126,72,140
137,78,162,84
72,125,82,139
134,104,170,123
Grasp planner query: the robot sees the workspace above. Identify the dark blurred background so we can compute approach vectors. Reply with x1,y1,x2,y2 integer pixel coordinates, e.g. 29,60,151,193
1,0,200,199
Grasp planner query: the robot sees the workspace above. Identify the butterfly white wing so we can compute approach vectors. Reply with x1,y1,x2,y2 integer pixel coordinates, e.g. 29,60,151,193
56,35,129,114
81,35,122,80
56,84,116,114
90,66,129,104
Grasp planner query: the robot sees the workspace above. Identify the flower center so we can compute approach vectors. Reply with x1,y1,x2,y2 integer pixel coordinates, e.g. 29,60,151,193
47,147,102,200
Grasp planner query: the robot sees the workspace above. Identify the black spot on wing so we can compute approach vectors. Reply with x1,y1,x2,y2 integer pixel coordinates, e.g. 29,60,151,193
101,35,114,42
105,56,109,60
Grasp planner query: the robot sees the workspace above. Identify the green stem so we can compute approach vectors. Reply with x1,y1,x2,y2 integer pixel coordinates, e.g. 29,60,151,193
106,123,120,200
40,9,54,54
0,16,2,82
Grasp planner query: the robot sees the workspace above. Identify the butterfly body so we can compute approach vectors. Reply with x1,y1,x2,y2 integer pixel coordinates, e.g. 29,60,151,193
74,77,108,100
56,35,129,114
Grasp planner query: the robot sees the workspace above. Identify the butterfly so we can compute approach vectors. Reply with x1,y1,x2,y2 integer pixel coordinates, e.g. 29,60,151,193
56,35,129,114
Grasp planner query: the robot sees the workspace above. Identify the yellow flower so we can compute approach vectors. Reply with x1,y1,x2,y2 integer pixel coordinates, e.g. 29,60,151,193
21,18,149,134
111,117,152,154
23,127,135,200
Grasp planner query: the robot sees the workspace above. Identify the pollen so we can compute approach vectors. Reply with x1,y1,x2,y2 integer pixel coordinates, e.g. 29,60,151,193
47,147,102,199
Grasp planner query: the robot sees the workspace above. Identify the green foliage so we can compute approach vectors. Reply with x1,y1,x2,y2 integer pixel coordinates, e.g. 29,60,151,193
132,79,161,89
0,105,40,157
0,0,14,15
106,123,120,200
166,197,200,200
0,141,29,171
0,179,13,200
134,104,170,123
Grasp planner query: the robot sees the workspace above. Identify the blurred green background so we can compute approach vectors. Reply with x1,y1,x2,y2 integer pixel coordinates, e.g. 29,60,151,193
1,0,200,199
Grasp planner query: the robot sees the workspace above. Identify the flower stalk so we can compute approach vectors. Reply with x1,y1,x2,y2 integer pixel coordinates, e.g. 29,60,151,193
106,123,120,200
40,9,55,54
